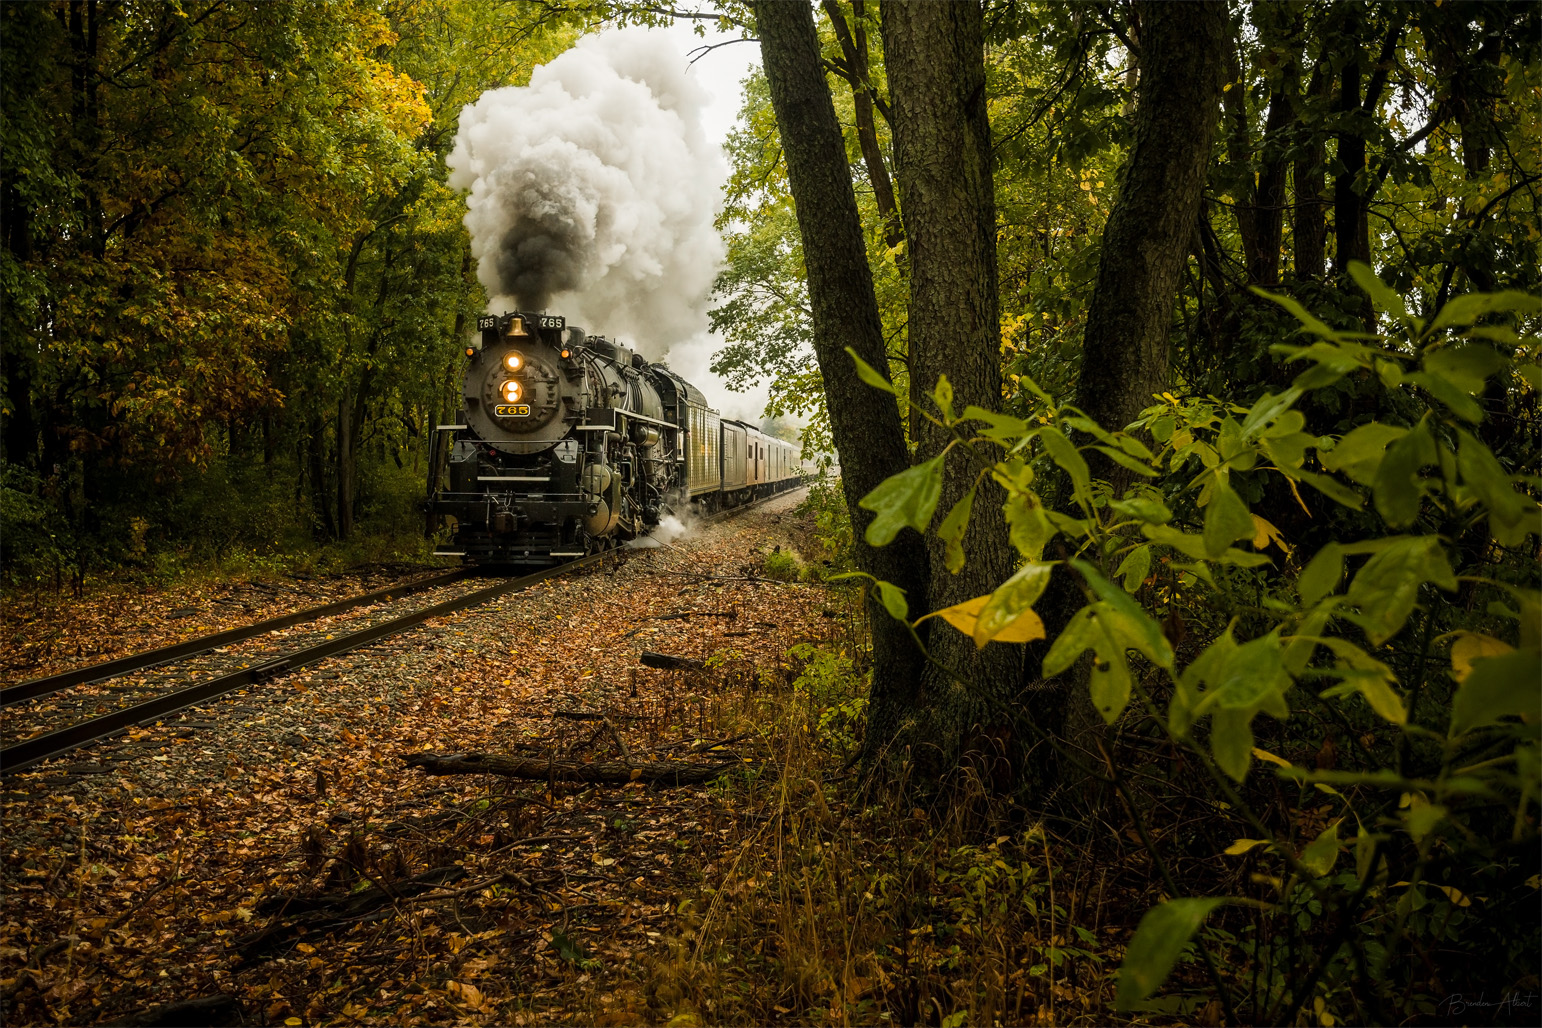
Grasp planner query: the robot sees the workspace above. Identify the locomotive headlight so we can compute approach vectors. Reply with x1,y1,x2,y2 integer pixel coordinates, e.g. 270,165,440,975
501,380,522,403
503,352,524,372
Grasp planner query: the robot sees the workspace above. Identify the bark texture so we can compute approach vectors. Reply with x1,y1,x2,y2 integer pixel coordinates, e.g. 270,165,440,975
1075,0,1225,442
752,0,928,763
880,0,1020,771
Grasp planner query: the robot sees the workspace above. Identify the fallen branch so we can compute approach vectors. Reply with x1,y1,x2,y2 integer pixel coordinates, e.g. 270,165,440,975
101,994,243,1027
403,751,744,786
654,610,736,621
552,709,644,722
640,651,706,671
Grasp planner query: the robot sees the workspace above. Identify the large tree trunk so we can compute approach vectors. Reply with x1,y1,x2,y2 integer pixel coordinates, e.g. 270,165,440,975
1076,0,1225,443
879,0,1020,773
753,0,928,764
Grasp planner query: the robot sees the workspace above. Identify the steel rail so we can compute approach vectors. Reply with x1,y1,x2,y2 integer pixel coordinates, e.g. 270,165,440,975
1,556,605,775
0,485,805,775
1,568,472,707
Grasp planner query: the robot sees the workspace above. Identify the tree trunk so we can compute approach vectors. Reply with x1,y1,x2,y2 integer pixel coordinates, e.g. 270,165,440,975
753,0,928,763
335,391,354,539
1291,63,1330,281
880,0,1020,774
1076,0,1225,443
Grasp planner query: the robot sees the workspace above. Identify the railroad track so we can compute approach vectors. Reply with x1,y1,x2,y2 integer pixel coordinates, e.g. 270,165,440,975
0,488,804,777
0,558,605,776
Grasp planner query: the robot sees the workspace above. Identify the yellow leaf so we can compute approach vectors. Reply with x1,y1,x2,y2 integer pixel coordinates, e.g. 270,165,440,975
1250,514,1292,555
935,594,989,635
1251,747,1292,768
1224,838,1269,855
992,608,1046,645
286,1020,303,1026
1434,885,1472,907
1448,631,1513,682
932,594,1045,647
295,942,316,955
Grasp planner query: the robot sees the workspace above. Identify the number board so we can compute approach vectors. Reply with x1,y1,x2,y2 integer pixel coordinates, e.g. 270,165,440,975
539,315,565,330
476,315,498,330
495,404,531,417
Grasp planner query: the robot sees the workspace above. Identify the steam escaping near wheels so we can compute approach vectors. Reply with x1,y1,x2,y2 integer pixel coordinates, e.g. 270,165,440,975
447,28,726,356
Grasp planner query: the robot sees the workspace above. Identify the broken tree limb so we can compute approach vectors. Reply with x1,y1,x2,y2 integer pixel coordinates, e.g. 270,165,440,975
402,751,743,786
641,651,706,671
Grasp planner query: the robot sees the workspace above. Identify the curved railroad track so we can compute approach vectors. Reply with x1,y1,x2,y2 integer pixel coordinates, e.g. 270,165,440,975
0,491,797,777
0,559,605,776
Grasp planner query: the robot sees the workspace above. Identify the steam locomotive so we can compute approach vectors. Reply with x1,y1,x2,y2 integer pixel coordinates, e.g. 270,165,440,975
426,311,800,565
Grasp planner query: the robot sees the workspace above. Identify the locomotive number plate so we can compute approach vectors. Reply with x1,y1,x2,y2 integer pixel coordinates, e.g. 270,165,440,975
538,315,565,329
495,404,531,417
476,315,498,330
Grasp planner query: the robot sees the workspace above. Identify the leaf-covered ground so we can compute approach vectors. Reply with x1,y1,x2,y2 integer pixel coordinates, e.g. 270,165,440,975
1,564,450,683
2,494,836,1026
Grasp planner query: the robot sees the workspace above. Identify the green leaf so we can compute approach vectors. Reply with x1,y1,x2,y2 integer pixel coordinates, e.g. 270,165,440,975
1072,559,1175,668
974,562,1054,648
859,454,946,546
1003,493,1055,559
1344,536,1458,646
1115,544,1152,592
1299,820,1342,877
1404,370,1484,423
1092,445,1159,477
1109,496,1173,524
1088,623,1133,724
1316,638,1407,724
845,346,897,396
1042,606,1097,679
1037,426,1092,504
1348,261,1416,329
1422,343,1506,395
1115,898,1229,1010
1290,469,1366,510
1319,422,1407,485
961,405,1029,443
1429,290,1542,331
1403,799,1447,843
1212,708,1255,781
1299,542,1344,606
1456,429,1540,548
1371,421,1436,528
875,581,909,621
1142,524,1272,567
1195,630,1292,714
938,485,976,574
931,374,955,420
1251,286,1341,339
1451,650,1542,734
1240,388,1304,440
1203,479,1255,558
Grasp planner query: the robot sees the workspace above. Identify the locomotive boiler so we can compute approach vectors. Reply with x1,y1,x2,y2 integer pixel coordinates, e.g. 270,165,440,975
426,311,799,566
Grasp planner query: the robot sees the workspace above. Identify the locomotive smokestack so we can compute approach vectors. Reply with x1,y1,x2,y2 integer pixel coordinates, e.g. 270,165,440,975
447,29,726,352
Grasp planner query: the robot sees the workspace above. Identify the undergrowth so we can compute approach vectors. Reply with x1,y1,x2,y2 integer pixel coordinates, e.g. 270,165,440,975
647,600,1117,1027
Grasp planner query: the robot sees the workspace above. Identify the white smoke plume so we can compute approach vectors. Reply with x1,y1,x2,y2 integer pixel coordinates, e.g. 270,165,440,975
447,29,727,355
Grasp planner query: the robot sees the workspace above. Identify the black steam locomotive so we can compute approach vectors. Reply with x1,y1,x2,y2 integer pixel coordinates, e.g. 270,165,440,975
426,311,800,565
